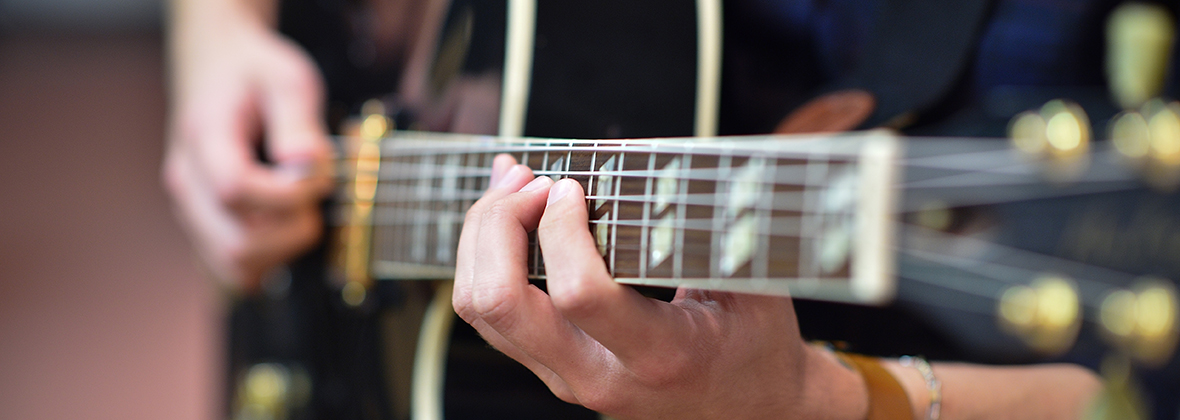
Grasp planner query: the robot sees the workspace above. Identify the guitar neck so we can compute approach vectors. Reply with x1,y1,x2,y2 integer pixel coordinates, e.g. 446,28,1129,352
334,131,900,304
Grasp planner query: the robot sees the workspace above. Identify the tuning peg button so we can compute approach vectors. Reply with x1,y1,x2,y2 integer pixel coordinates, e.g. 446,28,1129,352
1100,278,1180,367
1008,100,1091,183
997,274,1082,356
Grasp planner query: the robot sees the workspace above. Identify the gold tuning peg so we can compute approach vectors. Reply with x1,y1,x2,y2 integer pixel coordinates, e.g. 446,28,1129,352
234,363,311,420
1083,354,1149,420
1008,100,1091,183
1112,99,1180,190
1107,2,1176,110
1099,278,1180,367
997,274,1083,355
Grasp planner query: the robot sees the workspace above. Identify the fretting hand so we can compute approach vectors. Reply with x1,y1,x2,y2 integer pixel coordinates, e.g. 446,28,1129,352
451,155,868,420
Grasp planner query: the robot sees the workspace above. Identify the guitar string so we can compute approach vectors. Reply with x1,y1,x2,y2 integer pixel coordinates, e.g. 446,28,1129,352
352,139,1156,317
374,212,1140,301
348,149,1136,195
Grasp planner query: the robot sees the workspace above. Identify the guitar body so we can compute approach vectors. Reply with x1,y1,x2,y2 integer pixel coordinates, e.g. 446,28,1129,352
222,1,1180,420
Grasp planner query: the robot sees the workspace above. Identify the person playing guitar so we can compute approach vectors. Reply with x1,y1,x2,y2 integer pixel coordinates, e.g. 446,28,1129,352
164,0,1180,419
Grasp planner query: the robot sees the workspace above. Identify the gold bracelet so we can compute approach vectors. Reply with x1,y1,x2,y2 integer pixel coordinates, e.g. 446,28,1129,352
898,355,941,420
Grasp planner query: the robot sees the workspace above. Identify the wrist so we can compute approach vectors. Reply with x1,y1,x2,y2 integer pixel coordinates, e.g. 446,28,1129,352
798,344,870,420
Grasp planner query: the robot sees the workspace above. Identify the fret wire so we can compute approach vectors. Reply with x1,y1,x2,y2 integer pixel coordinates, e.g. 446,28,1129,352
586,147,603,274
709,151,733,278
564,144,573,182
639,149,656,279
754,155,778,279
611,148,624,279
674,150,692,279
533,141,552,276
797,142,831,278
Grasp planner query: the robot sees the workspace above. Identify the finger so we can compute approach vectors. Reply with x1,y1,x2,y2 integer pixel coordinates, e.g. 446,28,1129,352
255,46,332,163
239,203,323,280
255,46,334,197
468,177,605,380
453,161,531,313
488,153,517,189
538,178,684,366
186,89,324,213
450,162,579,401
163,147,252,287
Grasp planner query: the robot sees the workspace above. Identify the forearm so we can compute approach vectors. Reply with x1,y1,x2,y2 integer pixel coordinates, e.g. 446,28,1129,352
169,0,277,31
882,360,1101,420
166,0,280,93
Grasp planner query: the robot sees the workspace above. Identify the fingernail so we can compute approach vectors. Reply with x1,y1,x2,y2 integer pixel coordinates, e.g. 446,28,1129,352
496,165,528,189
275,162,312,184
519,176,553,192
489,155,512,188
547,178,574,206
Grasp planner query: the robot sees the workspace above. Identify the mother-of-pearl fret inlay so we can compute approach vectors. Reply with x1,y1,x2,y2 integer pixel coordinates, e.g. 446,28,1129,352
650,212,675,268
595,214,611,256
719,158,766,275
595,155,617,211
721,213,757,276
655,157,681,213
818,169,858,274
728,158,766,216
549,155,565,179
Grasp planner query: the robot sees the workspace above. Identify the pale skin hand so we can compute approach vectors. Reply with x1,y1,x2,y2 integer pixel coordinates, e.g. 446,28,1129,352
453,155,868,420
163,0,333,292
454,155,1103,420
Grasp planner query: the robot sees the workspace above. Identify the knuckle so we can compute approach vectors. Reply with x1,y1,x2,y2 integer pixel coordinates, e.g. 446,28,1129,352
212,173,248,204
481,200,517,227
452,289,477,323
573,386,625,414
550,386,579,405
632,349,694,388
219,239,253,271
463,201,489,227
471,284,519,331
548,275,604,319
272,57,321,96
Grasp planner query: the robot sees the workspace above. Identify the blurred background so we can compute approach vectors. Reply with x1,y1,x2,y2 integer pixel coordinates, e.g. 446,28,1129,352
0,1,220,420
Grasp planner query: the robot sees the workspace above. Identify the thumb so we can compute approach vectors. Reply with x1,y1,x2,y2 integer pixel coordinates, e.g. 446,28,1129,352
256,48,332,168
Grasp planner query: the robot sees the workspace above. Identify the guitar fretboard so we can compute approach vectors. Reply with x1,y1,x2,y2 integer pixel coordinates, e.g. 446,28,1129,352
334,132,899,304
